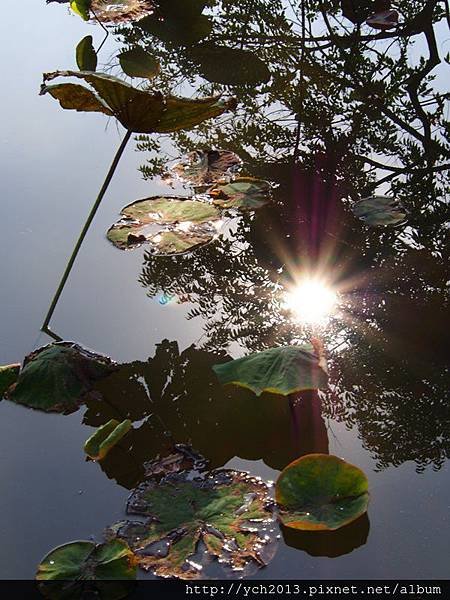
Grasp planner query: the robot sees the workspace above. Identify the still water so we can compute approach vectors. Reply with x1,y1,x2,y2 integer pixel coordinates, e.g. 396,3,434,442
0,0,449,580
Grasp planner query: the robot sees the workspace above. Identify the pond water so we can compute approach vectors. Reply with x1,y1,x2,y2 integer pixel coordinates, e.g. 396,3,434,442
0,0,449,582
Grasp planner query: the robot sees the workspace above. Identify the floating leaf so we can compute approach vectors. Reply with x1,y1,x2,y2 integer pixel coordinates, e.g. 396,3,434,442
36,539,136,600
209,177,272,210
84,419,132,460
140,13,213,46
118,47,159,78
0,364,20,397
76,35,97,72
91,0,154,23
41,71,235,134
189,45,271,85
144,444,208,478
7,342,116,414
352,195,406,226
213,344,328,397
106,470,276,579
171,149,242,186
107,196,221,254
276,454,369,531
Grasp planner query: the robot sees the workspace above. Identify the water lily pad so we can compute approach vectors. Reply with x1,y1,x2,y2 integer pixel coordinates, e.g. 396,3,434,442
171,149,242,186
144,444,208,479
7,342,116,414
41,71,236,134
209,177,272,210
213,344,328,397
84,419,132,460
76,35,97,72
275,454,369,531
106,470,276,579
118,47,159,78
189,45,271,86
0,364,20,397
36,539,136,600
352,195,406,226
107,196,221,254
91,0,154,24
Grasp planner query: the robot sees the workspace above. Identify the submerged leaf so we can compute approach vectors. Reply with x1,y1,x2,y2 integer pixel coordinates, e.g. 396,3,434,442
209,177,272,210
106,470,276,579
171,149,242,186
189,45,271,85
213,345,328,397
0,364,20,398
76,35,97,72
7,342,116,414
84,419,132,460
276,454,369,531
352,195,406,226
37,539,136,600
118,47,159,78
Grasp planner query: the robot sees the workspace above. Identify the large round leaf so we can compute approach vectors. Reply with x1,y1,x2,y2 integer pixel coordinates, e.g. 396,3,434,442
276,454,370,531
37,539,136,600
213,344,328,397
209,177,272,210
352,195,406,226
171,149,242,186
118,47,160,79
106,470,276,579
0,364,20,398
7,342,116,414
189,45,271,85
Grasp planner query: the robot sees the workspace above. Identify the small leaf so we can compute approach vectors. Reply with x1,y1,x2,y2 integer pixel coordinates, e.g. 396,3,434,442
352,195,406,227
171,149,242,186
209,177,272,210
70,0,91,20
0,364,20,397
76,35,97,72
276,454,370,531
118,47,160,78
84,419,132,460
90,0,154,24
213,345,328,397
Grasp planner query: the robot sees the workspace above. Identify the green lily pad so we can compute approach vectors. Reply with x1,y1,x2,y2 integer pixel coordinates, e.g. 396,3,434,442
0,364,20,397
118,47,160,79
76,35,97,72
84,419,132,460
189,45,271,86
41,71,236,134
36,539,136,600
275,454,370,531
107,196,221,254
213,344,328,397
106,470,276,579
7,342,116,414
209,177,272,210
171,149,242,186
352,195,407,226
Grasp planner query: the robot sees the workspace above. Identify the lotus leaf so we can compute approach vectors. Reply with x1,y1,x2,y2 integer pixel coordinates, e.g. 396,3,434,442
118,47,159,78
36,539,136,600
84,419,132,460
106,470,275,579
189,45,271,85
0,364,20,397
209,177,272,210
276,454,370,531
213,344,328,397
107,196,221,254
76,35,97,72
171,149,242,186
352,195,407,226
7,342,116,414
41,71,236,134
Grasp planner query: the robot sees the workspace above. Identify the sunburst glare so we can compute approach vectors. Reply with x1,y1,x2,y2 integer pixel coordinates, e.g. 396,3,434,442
284,278,338,325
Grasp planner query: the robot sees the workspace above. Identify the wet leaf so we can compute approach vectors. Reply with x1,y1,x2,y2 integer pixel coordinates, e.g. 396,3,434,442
118,47,159,78
276,454,369,531
107,196,221,254
84,419,132,460
41,71,235,134
144,444,208,478
36,539,136,600
189,45,271,85
352,195,406,227
213,344,328,397
171,149,242,186
209,177,272,210
7,342,116,414
0,364,20,398
76,35,97,72
106,470,275,579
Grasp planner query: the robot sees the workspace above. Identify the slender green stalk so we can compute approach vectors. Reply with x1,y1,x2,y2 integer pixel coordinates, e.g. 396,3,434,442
42,129,132,336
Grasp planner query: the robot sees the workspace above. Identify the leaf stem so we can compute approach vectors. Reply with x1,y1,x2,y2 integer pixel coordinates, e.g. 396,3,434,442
41,129,133,336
